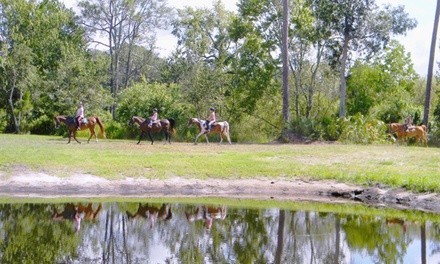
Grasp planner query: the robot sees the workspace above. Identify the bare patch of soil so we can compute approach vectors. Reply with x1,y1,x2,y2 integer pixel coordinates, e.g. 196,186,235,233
1,171,440,213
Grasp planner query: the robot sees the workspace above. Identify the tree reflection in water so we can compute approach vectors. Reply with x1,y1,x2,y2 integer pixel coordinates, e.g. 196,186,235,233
0,202,439,263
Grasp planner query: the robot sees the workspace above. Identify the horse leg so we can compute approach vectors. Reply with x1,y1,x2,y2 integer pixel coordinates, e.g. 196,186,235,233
137,132,144,144
73,131,81,144
194,131,205,145
163,131,168,145
205,134,210,144
227,133,232,145
148,132,154,145
219,133,223,144
67,131,72,144
88,128,97,143
167,129,171,144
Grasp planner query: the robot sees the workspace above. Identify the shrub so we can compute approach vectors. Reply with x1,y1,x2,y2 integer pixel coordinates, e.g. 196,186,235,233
338,114,388,144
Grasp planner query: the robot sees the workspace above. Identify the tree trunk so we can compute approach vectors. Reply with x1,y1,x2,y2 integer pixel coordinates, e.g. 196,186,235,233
282,0,290,130
8,73,21,133
423,0,440,126
339,24,350,118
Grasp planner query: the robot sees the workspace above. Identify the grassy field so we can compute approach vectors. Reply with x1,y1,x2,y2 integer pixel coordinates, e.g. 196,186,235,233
1,134,440,193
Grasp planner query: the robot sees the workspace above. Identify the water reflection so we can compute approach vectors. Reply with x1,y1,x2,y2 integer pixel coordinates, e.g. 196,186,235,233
0,202,439,263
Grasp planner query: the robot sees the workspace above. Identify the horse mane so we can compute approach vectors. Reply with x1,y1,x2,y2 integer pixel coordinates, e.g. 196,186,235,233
133,116,146,123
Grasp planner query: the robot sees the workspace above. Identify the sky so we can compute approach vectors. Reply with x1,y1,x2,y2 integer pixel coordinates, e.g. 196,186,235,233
63,0,438,77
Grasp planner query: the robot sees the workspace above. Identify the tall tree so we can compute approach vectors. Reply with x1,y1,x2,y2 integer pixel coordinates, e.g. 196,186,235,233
171,1,234,116
282,0,290,130
423,0,440,126
320,0,417,117
78,0,170,118
0,0,86,133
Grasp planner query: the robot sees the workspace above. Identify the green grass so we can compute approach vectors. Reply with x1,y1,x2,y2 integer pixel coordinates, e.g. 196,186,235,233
1,134,440,192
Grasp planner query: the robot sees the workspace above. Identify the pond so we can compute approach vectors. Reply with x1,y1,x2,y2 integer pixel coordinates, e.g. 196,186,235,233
0,200,439,263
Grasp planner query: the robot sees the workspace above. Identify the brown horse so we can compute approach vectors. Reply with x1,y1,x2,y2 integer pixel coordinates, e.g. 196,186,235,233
52,202,102,232
54,115,106,144
389,123,428,147
187,117,231,145
129,116,175,145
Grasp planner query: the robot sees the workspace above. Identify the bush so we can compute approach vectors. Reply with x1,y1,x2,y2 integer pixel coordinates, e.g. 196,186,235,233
289,116,340,141
29,115,55,135
338,114,388,144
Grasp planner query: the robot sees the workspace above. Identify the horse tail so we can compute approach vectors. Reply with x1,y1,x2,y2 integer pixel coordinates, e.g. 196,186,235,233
223,121,229,135
95,116,106,139
223,121,232,143
168,118,176,134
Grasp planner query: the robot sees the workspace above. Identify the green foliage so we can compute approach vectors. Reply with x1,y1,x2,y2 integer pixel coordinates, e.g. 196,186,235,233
347,41,419,124
289,116,340,141
117,81,192,139
28,115,54,135
338,114,388,144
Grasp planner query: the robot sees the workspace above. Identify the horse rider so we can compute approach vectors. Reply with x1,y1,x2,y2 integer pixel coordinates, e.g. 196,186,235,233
147,108,158,128
75,101,84,130
404,114,415,132
206,107,216,133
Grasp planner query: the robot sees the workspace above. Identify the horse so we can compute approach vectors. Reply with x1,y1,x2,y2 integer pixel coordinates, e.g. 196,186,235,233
52,202,102,232
187,117,232,145
126,203,172,228
185,205,227,230
54,115,106,144
388,123,428,147
129,116,175,145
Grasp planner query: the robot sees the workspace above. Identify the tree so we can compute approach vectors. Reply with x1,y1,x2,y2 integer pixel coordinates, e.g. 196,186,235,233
171,1,237,120
78,0,171,118
0,0,86,133
423,0,440,126
282,0,290,134
319,0,417,117
346,41,418,122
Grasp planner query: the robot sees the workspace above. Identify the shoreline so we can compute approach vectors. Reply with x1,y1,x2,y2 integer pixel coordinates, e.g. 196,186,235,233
1,173,440,213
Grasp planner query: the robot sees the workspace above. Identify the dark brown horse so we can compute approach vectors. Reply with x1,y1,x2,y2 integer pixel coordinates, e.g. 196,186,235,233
127,203,172,228
187,117,231,145
54,115,106,144
129,116,175,145
389,123,428,147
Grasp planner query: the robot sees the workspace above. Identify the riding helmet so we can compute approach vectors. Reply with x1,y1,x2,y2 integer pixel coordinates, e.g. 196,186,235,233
210,107,215,111
153,108,158,112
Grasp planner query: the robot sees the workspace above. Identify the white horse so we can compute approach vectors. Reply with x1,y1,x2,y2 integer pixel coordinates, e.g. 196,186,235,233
187,117,232,145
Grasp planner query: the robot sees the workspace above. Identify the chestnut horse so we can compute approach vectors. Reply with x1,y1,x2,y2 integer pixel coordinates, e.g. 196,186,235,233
187,117,231,145
129,116,175,145
389,123,428,147
54,115,106,144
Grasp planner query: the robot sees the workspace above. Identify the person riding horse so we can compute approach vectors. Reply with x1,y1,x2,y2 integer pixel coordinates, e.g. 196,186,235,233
147,108,159,129
75,101,84,130
206,107,216,133
404,114,415,132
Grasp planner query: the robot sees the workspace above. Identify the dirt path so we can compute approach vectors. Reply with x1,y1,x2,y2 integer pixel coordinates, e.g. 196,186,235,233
1,172,440,212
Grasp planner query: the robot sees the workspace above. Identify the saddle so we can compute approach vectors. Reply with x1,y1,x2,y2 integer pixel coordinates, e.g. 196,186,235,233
75,117,88,126
150,120,161,128
204,120,216,130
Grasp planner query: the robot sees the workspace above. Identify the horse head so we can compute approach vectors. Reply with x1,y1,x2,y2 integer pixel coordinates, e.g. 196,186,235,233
128,117,135,126
54,116,64,129
187,118,201,128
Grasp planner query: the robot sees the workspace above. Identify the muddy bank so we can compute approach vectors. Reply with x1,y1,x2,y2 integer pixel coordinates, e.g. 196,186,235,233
1,172,440,213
